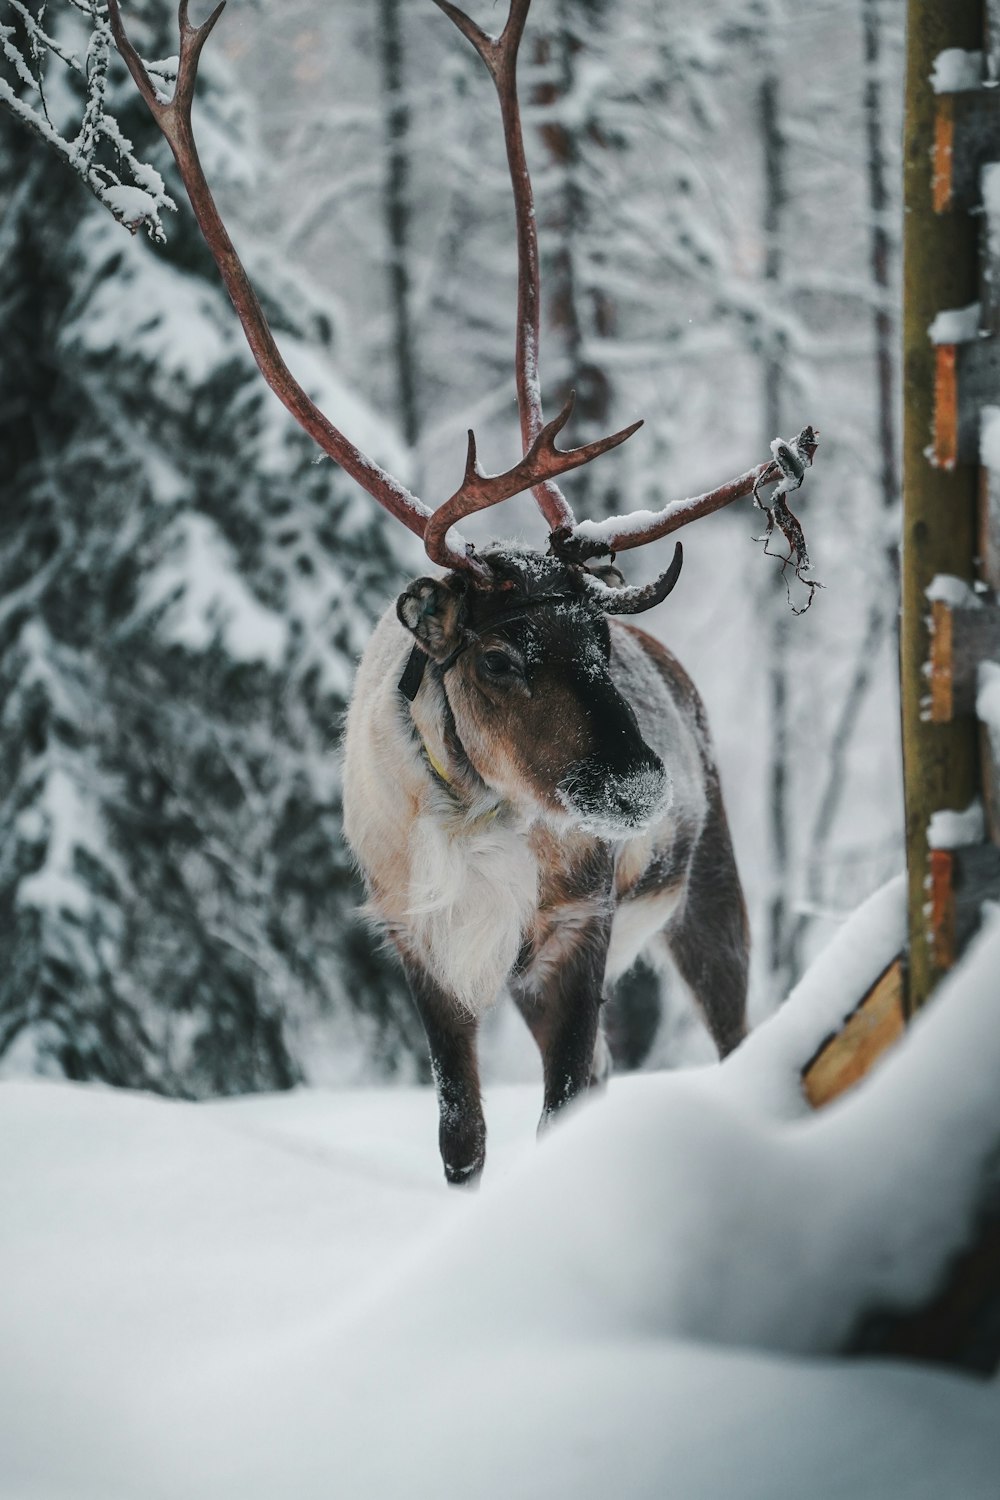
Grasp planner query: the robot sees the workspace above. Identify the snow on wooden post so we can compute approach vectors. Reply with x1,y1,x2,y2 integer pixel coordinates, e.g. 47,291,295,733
901,0,994,1013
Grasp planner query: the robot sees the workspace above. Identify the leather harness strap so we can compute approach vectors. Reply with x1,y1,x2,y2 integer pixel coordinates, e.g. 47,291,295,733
397,647,474,794
396,590,602,804
396,591,592,703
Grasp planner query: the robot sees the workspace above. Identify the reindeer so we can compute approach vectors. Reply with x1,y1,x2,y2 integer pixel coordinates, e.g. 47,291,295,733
109,0,817,1184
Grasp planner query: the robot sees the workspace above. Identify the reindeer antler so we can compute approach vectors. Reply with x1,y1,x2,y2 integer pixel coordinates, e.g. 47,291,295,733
558,428,821,561
433,0,578,535
107,0,641,585
110,0,819,608
436,0,820,606
107,2,435,544
433,0,688,610
423,393,639,568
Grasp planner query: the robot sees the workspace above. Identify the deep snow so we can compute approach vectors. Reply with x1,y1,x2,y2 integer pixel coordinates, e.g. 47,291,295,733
2,879,999,1499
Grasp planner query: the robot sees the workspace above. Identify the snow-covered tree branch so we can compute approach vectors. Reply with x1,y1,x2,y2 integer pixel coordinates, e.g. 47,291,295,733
0,0,174,239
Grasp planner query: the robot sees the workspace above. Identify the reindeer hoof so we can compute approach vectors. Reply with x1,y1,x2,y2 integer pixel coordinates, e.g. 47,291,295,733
439,1114,485,1188
444,1158,483,1189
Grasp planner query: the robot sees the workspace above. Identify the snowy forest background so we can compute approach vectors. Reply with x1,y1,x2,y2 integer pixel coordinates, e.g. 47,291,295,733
0,0,904,1096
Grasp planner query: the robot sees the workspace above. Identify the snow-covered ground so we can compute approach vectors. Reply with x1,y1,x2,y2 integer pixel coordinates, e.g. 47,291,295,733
3,880,999,1499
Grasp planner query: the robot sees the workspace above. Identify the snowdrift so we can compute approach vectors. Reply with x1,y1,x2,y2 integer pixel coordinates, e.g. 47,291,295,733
2,877,999,1499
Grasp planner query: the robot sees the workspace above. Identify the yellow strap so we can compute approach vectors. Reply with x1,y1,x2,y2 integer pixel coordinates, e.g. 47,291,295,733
418,736,501,828
423,742,452,786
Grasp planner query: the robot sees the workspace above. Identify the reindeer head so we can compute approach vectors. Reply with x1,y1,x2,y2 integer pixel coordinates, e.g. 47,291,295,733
397,548,678,836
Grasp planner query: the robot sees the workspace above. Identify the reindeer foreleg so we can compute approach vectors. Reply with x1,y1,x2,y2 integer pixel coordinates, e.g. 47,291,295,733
512,905,614,1134
401,957,487,1188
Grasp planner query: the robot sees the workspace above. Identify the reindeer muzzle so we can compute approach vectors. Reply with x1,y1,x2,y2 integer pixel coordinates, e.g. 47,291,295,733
556,749,671,837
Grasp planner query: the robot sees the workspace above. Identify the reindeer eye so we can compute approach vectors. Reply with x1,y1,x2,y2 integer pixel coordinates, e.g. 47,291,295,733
480,650,516,678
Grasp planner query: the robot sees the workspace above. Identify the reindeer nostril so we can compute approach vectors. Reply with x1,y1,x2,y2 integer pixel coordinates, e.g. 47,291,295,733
558,750,670,835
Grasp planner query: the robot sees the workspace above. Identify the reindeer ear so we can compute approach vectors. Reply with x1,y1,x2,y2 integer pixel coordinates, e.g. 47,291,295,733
396,576,469,661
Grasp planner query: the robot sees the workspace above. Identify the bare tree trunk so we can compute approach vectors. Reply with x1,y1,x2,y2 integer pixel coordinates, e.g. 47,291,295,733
759,69,798,997
862,0,900,577
534,0,615,515
793,0,904,945
801,600,887,919
377,0,419,448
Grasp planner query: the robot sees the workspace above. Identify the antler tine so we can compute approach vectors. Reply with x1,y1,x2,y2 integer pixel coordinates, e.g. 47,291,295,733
589,542,685,615
424,394,642,569
107,0,169,114
432,0,497,65
173,1,226,113
107,0,438,549
436,0,633,537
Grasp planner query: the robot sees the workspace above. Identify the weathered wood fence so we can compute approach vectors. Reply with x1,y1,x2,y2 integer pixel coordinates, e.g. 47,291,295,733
794,0,1000,1373
803,0,1000,1104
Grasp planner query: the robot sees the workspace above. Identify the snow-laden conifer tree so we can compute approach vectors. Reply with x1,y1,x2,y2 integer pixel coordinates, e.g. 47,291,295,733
0,0,424,1091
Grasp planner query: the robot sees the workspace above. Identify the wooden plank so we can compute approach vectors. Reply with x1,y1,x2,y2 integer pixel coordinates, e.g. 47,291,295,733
923,837,1000,957
929,848,957,969
928,601,1000,721
957,337,1000,460
929,599,955,721
932,344,959,469
802,960,906,1110
932,336,1000,468
933,96,956,213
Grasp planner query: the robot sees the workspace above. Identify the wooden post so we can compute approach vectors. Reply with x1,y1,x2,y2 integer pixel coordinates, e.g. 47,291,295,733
901,0,982,1012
